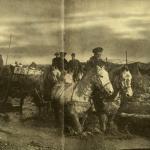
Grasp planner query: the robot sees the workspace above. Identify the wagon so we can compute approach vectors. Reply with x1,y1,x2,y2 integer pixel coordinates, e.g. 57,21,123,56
0,65,50,115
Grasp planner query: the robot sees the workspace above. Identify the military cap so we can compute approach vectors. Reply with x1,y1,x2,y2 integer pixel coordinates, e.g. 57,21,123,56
71,53,75,56
60,52,67,55
54,52,59,56
92,47,103,53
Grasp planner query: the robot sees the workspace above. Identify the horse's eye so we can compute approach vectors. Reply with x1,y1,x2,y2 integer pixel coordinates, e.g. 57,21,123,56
100,75,103,78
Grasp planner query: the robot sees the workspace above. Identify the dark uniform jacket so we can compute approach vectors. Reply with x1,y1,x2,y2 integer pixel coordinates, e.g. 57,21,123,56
52,57,59,69
68,59,81,81
68,59,81,73
57,57,68,71
86,56,106,70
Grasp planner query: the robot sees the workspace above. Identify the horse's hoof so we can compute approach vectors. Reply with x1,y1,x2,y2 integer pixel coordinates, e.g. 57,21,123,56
86,131,94,136
106,130,119,136
93,127,102,134
79,131,94,139
79,132,88,139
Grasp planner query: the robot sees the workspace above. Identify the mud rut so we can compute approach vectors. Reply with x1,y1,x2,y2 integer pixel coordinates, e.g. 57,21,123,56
0,97,150,150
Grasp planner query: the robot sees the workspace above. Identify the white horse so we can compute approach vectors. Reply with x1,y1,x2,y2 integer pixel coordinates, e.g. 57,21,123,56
51,65,114,134
92,65,133,133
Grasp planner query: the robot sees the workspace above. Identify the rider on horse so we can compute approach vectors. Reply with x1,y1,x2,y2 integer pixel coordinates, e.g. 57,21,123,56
57,52,68,72
86,47,106,70
52,52,60,69
68,53,82,82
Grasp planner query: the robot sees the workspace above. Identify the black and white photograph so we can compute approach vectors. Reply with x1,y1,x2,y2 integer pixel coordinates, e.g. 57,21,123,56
0,0,150,149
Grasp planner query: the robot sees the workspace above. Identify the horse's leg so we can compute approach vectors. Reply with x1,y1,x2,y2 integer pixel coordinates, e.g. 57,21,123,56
39,105,42,117
67,105,82,134
107,114,117,134
80,114,88,129
46,102,49,114
70,113,82,134
99,113,108,133
20,96,25,115
56,106,64,135
52,100,61,127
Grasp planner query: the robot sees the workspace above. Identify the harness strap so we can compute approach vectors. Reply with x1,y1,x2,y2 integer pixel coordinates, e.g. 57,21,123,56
71,83,77,101
103,81,111,88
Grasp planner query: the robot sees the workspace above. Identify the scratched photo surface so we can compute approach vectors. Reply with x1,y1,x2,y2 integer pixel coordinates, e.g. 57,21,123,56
0,0,150,150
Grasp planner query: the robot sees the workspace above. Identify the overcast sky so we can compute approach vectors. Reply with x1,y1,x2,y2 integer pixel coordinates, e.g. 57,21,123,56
0,0,150,64
65,0,150,63
0,0,62,64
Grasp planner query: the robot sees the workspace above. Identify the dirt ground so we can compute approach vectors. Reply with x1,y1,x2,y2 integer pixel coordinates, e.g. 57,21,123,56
0,98,150,150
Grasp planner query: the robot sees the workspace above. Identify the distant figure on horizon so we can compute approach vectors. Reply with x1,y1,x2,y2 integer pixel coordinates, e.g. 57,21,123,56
19,63,23,68
29,62,37,69
12,61,19,67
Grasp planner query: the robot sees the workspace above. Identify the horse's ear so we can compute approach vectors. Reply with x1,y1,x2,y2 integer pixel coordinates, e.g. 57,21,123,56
96,65,102,72
101,65,105,69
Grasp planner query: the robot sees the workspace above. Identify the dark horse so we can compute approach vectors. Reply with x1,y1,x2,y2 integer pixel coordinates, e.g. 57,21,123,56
92,65,133,133
0,65,60,115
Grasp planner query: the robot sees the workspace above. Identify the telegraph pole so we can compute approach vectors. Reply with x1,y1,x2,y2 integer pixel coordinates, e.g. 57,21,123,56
5,34,12,65
125,51,128,65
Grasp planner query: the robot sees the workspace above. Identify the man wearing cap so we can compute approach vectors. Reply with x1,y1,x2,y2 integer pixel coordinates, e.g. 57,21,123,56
68,53,81,81
86,47,105,69
52,52,60,69
57,52,68,71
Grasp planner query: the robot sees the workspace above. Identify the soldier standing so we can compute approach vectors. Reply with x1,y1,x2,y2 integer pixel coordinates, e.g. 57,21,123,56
68,53,81,81
52,52,59,69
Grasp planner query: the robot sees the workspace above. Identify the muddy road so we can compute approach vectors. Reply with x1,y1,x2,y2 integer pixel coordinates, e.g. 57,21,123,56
0,111,149,150
0,98,149,150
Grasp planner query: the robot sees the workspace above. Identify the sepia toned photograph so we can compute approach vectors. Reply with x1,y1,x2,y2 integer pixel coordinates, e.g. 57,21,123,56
0,0,150,149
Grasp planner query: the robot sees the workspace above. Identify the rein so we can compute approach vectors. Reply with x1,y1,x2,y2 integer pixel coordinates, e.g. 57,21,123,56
103,81,111,88
78,82,92,97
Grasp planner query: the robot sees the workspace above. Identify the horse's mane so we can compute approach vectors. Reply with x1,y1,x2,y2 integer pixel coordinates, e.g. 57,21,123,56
110,65,127,80
74,67,95,96
110,64,131,94
80,67,96,82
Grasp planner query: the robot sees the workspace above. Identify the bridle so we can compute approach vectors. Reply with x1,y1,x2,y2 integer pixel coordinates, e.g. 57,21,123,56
78,74,109,97
94,74,112,91
103,81,111,88
118,75,132,93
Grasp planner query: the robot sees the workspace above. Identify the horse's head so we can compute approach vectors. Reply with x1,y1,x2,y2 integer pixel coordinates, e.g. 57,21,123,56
92,65,114,96
51,67,61,82
45,66,61,83
119,66,133,97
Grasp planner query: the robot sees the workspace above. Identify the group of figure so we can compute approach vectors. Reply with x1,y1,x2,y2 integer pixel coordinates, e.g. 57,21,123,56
52,51,82,82
50,47,133,135
51,47,105,83
0,47,133,136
